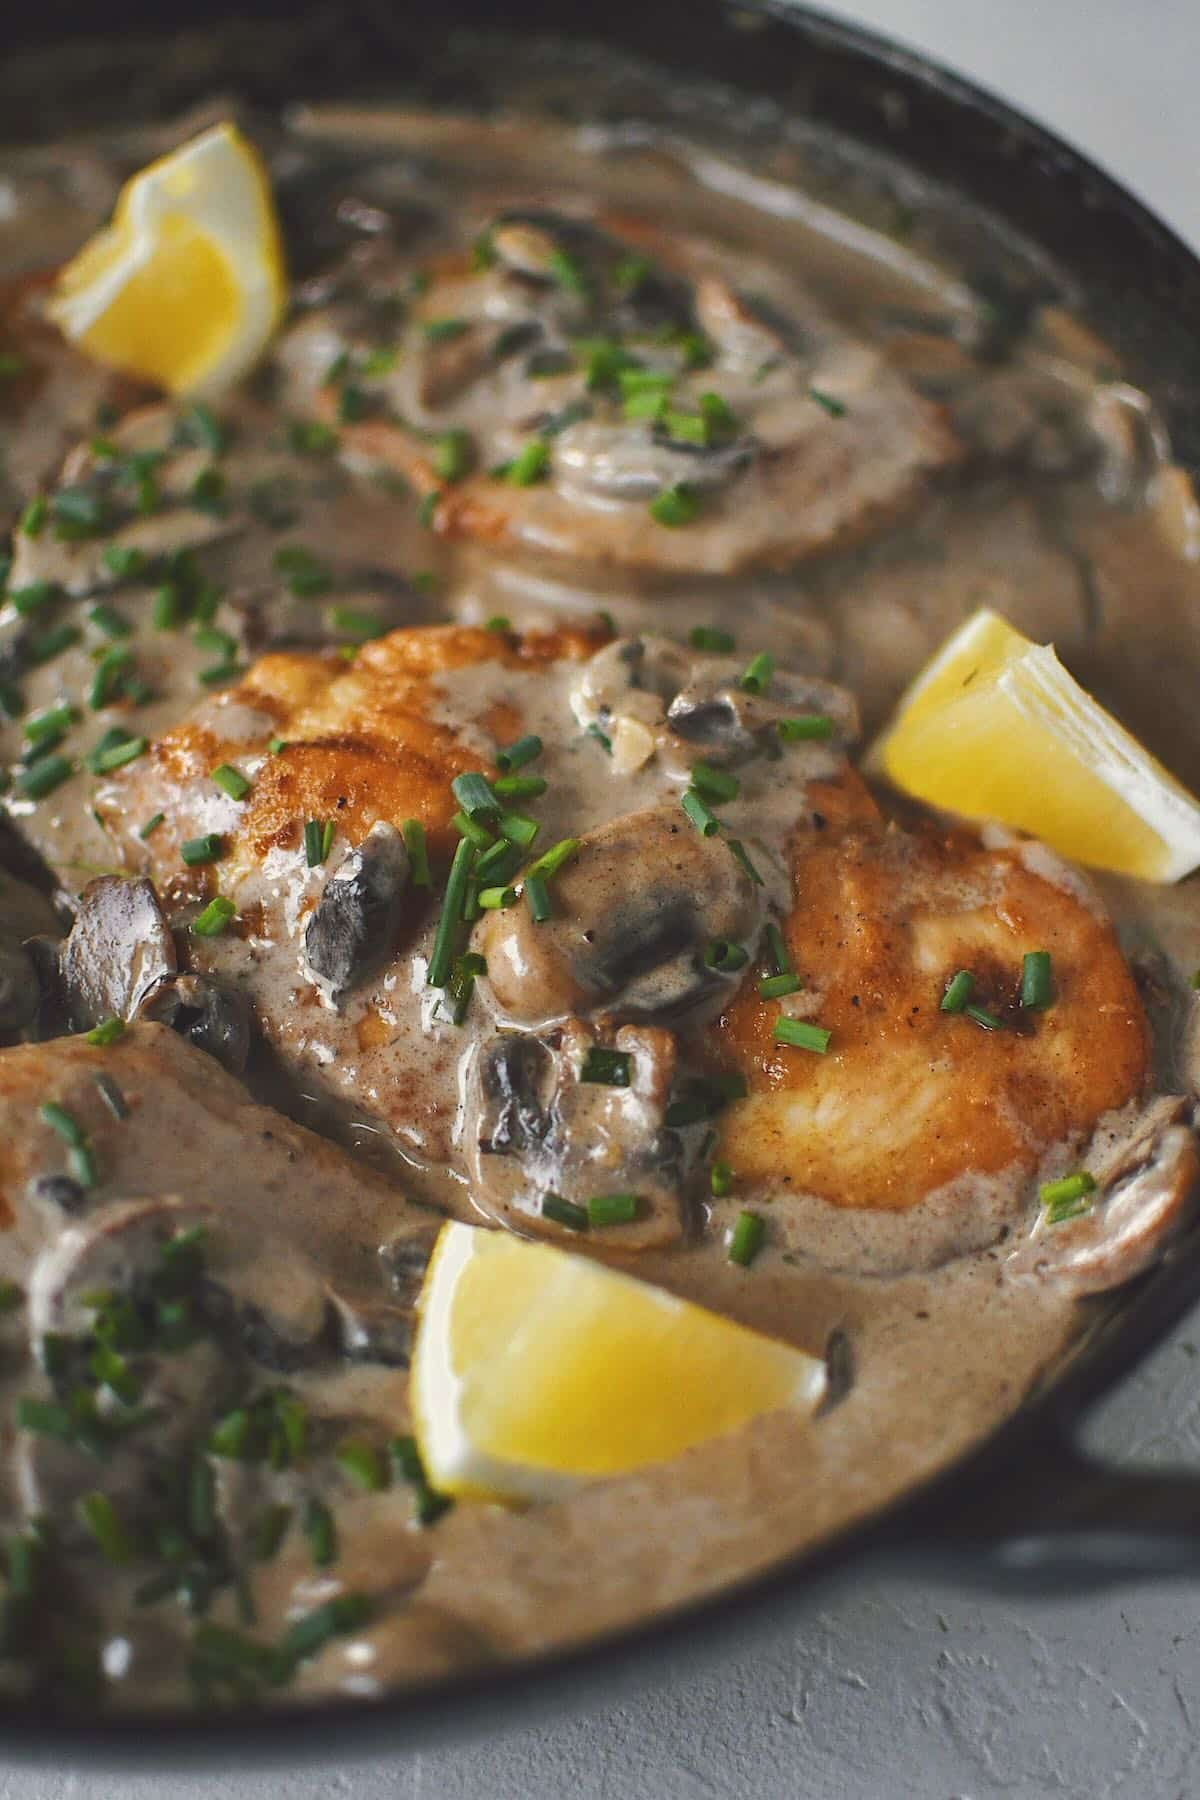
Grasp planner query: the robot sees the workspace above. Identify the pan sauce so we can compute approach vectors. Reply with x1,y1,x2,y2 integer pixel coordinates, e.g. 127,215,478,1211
0,96,1199,1710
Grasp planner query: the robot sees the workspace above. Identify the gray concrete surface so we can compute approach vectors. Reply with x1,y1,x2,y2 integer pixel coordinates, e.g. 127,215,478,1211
5,2,1200,1795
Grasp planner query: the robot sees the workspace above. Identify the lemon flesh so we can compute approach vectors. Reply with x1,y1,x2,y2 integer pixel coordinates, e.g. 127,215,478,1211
870,607,1200,882
48,123,285,399
412,1222,826,1503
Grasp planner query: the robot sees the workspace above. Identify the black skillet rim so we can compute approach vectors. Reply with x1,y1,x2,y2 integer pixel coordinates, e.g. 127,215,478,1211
1,0,1199,1760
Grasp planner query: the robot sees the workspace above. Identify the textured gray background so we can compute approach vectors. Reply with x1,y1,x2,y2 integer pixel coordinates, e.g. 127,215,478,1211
6,2,1200,1795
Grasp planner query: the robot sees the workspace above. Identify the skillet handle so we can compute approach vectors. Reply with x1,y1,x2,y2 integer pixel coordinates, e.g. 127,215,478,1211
923,1433,1200,1590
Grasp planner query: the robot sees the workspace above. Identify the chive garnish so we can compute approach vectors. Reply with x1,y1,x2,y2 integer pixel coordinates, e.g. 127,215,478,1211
451,772,497,820
267,737,287,756
445,952,486,1025
940,970,974,1014
690,761,739,804
252,1504,292,1563
549,247,589,294
478,884,517,910
15,753,72,799
26,623,81,665
580,1047,632,1087
704,939,749,973
809,387,847,418
69,1144,98,1189
492,773,546,801
587,1193,638,1227
727,1211,765,1267
93,1072,128,1119
964,1003,1003,1032
689,626,735,653
303,819,334,867
0,1283,23,1314
181,834,222,867
525,837,578,881
542,1193,588,1232
483,614,511,633
649,482,700,527
778,714,834,743
10,581,59,616
23,702,74,749
335,1440,389,1493
327,606,385,643
19,497,47,537
587,722,612,754
451,810,493,851
727,839,763,886
89,646,134,710
138,812,165,840
764,923,792,975
86,1017,124,1048
151,584,181,630
93,735,147,773
389,1435,450,1527
699,392,737,434
505,440,551,487
188,467,226,514
524,874,552,923
664,1072,747,1127
427,836,475,988
40,1101,85,1147
496,733,542,773
88,602,132,640
402,818,431,886
498,811,539,849
740,651,774,695
681,789,719,837
432,431,474,484
476,838,523,885
423,317,469,343
1021,950,1053,1010
710,1161,734,1198
1040,1170,1096,1222
77,1493,135,1564
773,1018,831,1054
192,896,236,937
302,1496,337,1569
212,763,251,802
288,418,338,455
758,971,801,999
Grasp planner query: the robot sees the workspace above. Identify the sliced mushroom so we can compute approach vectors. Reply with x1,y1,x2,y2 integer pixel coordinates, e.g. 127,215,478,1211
476,805,766,1026
28,1196,214,1346
0,940,39,1036
58,876,177,1032
303,822,411,1004
465,1018,686,1248
204,1232,335,1374
1007,1096,1200,1293
137,972,252,1076
328,1290,414,1367
554,418,753,505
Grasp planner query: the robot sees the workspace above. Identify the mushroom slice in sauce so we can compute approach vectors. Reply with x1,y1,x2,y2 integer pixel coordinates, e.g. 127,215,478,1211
56,875,177,1031
465,1018,685,1247
135,970,252,1076
304,821,411,1004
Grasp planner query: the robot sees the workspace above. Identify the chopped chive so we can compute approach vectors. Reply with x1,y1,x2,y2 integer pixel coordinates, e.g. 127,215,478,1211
809,387,847,418
93,735,146,773
1021,950,1053,1010
212,763,251,801
188,467,226,514
181,833,222,867
764,923,792,975
492,772,546,801
698,392,737,434
758,971,801,999
727,1210,766,1267
524,875,552,923
303,820,329,867
690,761,739,804
427,836,475,988
338,382,370,423
268,736,287,756
619,368,673,398
940,970,975,1014
661,408,709,445
423,317,469,343
180,402,227,455
451,771,497,820
26,623,81,665
704,939,749,973
0,1283,22,1314
1041,1170,1096,1223
23,701,74,748
77,1492,135,1565
151,584,181,630
587,1193,638,1227
402,818,431,886
689,625,736,653
964,1003,1003,1032
739,651,774,695
68,1144,98,1189
288,419,338,455
302,1496,337,1569
335,1440,389,1493
101,544,144,581
417,492,438,529
138,812,165,840
664,1072,747,1127
451,810,493,851
88,646,134,710
483,614,511,634
19,497,47,538
40,1101,85,1147
475,838,523,885
727,839,763,885
681,789,719,836
505,440,551,486
10,581,58,616
587,722,612,754
86,1017,124,1048
444,951,486,1025
192,896,236,938
15,753,72,799
432,431,474,484
87,602,132,639
498,812,539,849
198,662,242,689
623,388,669,423
773,1018,831,1054
549,247,589,294
478,885,517,910
542,1193,588,1232
710,1160,734,1197
252,1504,292,1563
93,1072,128,1119
496,733,542,774
327,605,385,643
580,1047,632,1087
389,1435,450,1527
777,714,834,743
526,837,579,881
649,482,700,527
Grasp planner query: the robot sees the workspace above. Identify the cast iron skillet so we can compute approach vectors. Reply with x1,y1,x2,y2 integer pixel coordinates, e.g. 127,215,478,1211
4,0,1200,1764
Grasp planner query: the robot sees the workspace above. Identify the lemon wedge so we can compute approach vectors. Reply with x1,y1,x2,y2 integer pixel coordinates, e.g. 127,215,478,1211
869,607,1200,881
48,123,286,399
412,1222,826,1503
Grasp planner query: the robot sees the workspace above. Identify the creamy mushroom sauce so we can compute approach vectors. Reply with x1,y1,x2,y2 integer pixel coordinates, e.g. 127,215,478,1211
0,98,1198,1713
